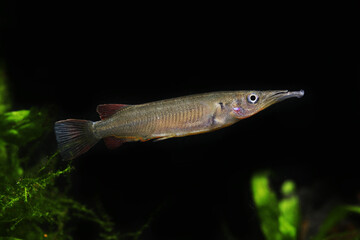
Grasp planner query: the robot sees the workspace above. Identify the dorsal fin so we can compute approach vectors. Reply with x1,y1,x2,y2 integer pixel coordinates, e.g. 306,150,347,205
96,104,129,120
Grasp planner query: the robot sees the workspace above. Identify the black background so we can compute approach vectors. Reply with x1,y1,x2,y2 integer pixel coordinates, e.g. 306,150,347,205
1,2,358,239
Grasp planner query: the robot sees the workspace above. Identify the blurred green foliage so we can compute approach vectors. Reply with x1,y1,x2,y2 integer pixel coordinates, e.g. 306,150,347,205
0,67,111,239
251,171,300,240
0,63,11,114
0,107,151,239
0,64,155,239
251,172,360,240
313,205,360,240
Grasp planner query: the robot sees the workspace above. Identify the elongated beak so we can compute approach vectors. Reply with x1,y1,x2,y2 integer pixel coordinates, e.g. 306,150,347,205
271,90,304,101
263,90,304,108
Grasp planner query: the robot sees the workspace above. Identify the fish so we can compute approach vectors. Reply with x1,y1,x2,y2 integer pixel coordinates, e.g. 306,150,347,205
54,90,304,160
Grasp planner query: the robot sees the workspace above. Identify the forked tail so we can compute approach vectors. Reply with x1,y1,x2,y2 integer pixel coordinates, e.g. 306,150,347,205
54,119,99,160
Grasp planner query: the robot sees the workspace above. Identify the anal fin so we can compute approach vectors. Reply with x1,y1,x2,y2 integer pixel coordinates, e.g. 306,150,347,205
103,136,125,149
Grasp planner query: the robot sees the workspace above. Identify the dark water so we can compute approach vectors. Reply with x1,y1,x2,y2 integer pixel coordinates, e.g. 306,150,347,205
1,2,358,239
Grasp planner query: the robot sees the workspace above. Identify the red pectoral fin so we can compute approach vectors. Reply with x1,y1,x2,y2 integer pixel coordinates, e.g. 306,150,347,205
96,104,129,120
103,136,125,149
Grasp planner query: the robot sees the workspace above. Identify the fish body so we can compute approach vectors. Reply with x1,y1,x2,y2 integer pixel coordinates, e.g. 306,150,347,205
94,92,238,141
55,90,304,160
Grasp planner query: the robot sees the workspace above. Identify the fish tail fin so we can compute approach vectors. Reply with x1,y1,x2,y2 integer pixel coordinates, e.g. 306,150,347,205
54,119,99,160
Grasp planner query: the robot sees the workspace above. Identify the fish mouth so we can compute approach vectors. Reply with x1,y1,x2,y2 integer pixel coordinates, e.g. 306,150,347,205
264,89,304,108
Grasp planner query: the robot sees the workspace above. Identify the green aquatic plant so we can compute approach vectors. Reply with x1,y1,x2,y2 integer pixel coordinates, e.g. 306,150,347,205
251,171,360,240
251,171,300,240
312,205,360,240
0,66,102,239
0,107,77,239
0,64,155,239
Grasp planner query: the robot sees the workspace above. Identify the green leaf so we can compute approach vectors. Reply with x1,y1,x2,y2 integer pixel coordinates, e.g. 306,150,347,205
251,172,300,240
0,108,51,146
312,205,360,240
251,171,282,240
279,196,299,238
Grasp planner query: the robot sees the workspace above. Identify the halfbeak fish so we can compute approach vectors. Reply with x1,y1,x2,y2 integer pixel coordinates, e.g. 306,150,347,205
55,90,304,160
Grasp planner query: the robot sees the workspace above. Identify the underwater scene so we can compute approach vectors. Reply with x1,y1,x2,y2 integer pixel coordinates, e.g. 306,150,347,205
1,3,359,240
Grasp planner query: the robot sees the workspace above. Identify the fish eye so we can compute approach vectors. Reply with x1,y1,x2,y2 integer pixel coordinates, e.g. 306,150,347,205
247,93,259,104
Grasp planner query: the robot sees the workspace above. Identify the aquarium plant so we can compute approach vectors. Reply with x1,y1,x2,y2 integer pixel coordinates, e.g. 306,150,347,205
251,171,360,240
0,64,118,239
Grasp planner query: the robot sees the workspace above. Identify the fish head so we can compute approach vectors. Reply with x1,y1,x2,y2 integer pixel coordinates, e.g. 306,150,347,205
230,90,304,119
